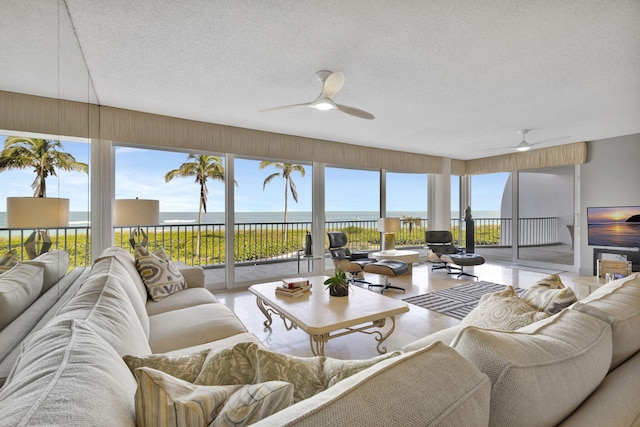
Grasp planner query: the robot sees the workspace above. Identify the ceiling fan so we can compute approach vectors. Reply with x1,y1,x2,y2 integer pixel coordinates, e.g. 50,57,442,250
260,70,375,120
513,129,570,152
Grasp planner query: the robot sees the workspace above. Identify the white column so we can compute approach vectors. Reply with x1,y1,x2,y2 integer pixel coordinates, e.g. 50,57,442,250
225,154,236,288
312,162,326,273
428,157,452,230
90,139,115,261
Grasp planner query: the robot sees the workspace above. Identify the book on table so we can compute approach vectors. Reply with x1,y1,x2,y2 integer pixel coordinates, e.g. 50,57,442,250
275,281,312,298
281,277,310,288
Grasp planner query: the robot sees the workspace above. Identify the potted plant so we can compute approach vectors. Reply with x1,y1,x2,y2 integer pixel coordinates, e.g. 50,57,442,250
324,268,350,297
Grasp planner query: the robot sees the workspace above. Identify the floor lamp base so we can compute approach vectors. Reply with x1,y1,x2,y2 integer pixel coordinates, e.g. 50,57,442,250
24,230,52,260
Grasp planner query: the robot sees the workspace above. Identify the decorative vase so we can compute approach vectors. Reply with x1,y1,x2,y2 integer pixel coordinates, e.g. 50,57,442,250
329,285,349,297
304,231,312,256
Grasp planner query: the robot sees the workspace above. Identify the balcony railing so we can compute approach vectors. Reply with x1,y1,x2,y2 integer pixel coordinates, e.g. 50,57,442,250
0,217,560,268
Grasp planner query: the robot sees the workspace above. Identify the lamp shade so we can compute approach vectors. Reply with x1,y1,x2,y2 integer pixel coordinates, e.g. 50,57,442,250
378,217,400,233
7,197,69,228
114,199,159,227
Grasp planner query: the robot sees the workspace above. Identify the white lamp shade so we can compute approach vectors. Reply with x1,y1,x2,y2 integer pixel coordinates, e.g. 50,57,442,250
114,199,159,227
378,217,400,232
7,197,70,228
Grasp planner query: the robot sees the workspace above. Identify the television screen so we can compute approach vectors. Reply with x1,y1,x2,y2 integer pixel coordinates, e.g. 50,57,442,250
587,206,640,248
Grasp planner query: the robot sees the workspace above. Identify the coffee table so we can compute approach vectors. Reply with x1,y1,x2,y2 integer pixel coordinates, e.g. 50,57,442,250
249,276,409,356
371,250,420,273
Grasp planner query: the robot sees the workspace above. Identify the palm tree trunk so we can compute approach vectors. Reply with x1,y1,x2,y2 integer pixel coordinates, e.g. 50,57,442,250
197,186,204,258
283,180,289,242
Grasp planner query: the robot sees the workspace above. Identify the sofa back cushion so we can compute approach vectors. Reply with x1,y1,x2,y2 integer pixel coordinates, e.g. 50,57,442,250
55,257,151,355
572,273,640,370
96,246,149,304
24,249,69,294
0,250,18,273
0,319,137,426
451,309,612,427
0,263,44,331
252,341,491,427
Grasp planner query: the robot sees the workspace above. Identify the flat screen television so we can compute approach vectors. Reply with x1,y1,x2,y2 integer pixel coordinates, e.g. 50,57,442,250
587,206,640,248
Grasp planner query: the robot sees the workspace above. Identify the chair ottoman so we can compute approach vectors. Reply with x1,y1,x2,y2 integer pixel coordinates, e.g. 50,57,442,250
364,260,409,293
441,253,485,280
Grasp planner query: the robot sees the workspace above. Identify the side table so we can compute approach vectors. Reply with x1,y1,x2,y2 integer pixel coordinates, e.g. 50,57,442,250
571,276,606,300
297,250,322,274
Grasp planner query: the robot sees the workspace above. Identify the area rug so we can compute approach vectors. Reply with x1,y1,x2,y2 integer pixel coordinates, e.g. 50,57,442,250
402,281,524,320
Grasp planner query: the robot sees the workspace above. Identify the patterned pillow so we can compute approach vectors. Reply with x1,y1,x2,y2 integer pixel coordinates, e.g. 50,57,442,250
133,367,242,427
520,285,577,314
533,273,565,288
124,349,210,383
194,342,259,386
460,286,548,331
211,381,294,427
0,250,18,274
253,348,401,402
134,245,186,301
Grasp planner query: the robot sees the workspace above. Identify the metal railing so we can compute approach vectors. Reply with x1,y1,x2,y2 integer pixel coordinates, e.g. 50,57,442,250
0,216,560,268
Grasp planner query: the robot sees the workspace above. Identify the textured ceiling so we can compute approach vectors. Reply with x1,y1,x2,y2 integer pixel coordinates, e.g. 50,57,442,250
1,0,639,160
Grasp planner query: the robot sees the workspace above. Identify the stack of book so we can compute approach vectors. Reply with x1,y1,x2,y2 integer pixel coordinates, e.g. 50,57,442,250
276,277,312,298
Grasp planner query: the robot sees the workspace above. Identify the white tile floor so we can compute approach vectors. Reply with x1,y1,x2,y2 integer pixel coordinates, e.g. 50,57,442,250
212,261,580,360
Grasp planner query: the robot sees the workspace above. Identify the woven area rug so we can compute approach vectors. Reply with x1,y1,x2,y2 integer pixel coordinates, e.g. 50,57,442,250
402,281,524,320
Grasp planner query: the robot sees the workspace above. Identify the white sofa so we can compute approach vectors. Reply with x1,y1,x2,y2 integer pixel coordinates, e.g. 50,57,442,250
1,245,638,426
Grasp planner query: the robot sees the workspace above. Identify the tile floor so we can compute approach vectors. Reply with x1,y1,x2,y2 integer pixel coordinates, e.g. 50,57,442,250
213,261,580,360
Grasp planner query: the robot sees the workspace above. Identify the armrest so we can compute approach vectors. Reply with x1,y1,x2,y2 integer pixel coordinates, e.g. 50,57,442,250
177,266,205,288
350,251,369,260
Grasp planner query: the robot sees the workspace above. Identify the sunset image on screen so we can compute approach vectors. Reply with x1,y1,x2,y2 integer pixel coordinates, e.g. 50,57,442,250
587,206,640,248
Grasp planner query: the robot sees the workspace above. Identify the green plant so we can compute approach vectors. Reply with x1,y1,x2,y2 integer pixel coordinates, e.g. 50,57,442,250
323,268,350,296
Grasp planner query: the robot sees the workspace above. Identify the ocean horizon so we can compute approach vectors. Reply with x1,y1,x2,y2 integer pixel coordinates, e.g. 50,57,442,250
0,210,501,228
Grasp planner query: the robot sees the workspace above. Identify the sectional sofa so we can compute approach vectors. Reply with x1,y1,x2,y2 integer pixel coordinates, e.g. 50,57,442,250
0,246,639,426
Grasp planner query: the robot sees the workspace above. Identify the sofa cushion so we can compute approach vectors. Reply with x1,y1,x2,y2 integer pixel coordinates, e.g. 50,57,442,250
133,366,243,427
96,245,149,304
460,285,548,331
0,249,18,273
124,349,211,383
24,249,69,294
451,309,612,427
572,273,640,370
0,319,137,426
145,287,218,316
0,263,44,331
135,245,186,301
252,341,491,427
148,303,248,353
55,257,151,356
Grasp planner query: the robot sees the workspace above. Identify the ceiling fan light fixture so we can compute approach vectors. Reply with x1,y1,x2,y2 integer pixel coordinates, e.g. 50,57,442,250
515,141,532,151
309,98,337,111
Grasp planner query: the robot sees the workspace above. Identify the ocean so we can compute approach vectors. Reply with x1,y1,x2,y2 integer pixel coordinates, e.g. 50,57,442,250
0,210,501,228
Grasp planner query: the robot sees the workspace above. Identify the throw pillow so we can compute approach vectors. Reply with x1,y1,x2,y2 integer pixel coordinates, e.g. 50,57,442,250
253,349,401,403
520,284,577,314
134,244,186,301
460,286,548,331
124,349,210,383
194,342,259,386
211,381,294,427
133,367,242,427
0,250,18,274
533,273,565,288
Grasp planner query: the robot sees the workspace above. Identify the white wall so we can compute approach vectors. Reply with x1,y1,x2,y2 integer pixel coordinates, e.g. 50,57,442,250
579,133,640,275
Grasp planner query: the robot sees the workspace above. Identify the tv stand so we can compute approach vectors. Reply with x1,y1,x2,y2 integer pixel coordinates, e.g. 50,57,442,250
593,248,640,275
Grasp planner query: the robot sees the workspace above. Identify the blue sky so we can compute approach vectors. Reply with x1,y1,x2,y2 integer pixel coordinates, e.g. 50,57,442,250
0,136,505,213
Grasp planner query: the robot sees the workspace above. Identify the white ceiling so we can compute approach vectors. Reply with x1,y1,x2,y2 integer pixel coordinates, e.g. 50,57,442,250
2,1,639,160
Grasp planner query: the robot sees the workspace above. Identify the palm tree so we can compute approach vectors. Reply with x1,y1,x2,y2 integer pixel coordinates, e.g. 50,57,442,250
0,137,88,197
164,154,227,257
260,162,306,223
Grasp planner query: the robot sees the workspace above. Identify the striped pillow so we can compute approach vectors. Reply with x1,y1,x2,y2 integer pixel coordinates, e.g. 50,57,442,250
134,367,293,427
0,250,18,274
124,349,210,383
134,245,186,301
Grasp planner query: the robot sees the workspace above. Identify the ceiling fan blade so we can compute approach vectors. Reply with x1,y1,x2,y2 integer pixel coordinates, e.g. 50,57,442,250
531,135,572,145
259,102,310,113
336,104,375,120
321,71,345,99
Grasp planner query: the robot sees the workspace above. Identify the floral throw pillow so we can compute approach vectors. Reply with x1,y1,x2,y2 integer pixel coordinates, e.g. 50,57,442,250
134,245,186,301
521,283,577,314
123,349,210,383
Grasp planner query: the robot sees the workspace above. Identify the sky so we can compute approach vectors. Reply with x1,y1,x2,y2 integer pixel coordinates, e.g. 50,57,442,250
0,135,506,213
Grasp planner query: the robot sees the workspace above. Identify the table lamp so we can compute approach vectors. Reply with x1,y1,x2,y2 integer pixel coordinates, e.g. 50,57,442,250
378,217,400,252
114,198,160,249
7,197,70,259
